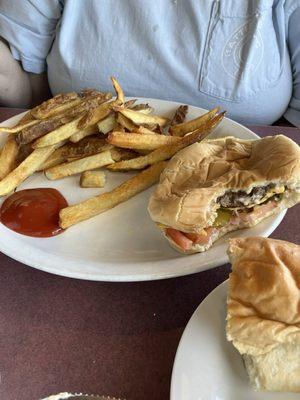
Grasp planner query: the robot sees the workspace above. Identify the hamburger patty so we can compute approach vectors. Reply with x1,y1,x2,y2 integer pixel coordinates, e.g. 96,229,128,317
218,184,276,208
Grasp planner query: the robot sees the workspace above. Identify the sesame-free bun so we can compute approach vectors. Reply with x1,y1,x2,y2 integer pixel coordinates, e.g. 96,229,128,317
226,237,300,392
148,135,300,234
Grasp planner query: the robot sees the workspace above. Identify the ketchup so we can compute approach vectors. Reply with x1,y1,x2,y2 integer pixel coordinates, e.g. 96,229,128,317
0,188,68,237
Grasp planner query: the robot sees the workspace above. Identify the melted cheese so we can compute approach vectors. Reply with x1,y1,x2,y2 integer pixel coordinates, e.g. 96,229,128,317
227,185,285,209
257,185,285,204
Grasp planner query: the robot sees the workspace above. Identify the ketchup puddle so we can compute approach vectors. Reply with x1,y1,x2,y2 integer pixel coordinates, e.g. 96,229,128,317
0,188,68,237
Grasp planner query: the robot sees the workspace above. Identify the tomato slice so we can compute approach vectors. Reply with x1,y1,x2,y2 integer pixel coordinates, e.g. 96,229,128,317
185,227,215,245
165,228,193,251
251,200,278,219
230,201,278,225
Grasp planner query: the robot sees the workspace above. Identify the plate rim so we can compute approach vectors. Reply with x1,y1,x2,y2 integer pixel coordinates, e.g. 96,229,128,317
170,280,228,399
0,212,286,282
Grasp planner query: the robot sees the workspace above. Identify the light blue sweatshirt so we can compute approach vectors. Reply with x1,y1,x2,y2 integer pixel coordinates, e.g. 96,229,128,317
0,0,300,126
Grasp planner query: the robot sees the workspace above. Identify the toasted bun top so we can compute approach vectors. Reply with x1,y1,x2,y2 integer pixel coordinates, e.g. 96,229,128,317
226,237,300,356
148,135,300,232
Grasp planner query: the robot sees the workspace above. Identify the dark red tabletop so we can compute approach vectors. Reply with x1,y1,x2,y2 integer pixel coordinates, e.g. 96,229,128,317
0,108,299,400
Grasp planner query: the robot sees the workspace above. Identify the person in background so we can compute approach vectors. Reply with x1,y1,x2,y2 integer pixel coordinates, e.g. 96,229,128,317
0,0,299,126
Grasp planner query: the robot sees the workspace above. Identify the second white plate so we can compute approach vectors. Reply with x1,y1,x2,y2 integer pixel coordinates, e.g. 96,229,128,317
171,281,298,400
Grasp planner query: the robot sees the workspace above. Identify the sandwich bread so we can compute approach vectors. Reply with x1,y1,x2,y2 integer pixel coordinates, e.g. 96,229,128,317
148,135,300,253
226,237,300,392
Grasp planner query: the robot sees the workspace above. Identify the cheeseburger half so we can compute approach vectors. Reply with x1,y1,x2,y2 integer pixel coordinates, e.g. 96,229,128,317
148,135,300,254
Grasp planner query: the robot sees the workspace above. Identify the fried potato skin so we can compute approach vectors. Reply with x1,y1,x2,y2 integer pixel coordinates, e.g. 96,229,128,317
116,108,169,127
0,145,56,196
169,107,219,137
45,150,114,180
107,131,181,151
0,136,19,180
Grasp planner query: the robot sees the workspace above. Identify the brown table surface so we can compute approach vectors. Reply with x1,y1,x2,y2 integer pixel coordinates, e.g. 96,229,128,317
0,108,299,400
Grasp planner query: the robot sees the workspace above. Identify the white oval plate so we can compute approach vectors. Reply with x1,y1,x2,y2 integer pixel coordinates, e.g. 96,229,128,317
0,99,285,281
171,281,298,400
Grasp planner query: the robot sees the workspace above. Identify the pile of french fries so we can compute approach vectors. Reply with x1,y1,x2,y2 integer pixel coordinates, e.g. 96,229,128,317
0,77,225,229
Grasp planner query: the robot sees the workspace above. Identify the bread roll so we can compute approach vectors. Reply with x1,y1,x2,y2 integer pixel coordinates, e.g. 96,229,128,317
226,237,300,392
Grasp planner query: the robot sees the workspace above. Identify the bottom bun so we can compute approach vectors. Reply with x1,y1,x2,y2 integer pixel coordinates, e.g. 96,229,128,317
243,344,300,392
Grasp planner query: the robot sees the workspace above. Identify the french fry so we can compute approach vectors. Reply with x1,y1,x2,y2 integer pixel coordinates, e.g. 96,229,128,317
38,143,81,170
97,113,117,134
77,101,114,130
15,115,73,145
0,119,39,133
134,126,158,135
136,149,152,155
0,91,111,134
45,150,114,180
80,171,106,188
107,132,181,151
59,161,167,228
124,99,137,108
107,112,225,171
169,107,219,136
69,124,98,143
32,115,83,148
64,138,110,155
112,123,125,132
0,145,56,196
170,105,188,126
124,100,153,113
15,111,36,126
119,102,162,134
16,143,33,165
147,123,160,132
111,76,125,105
38,138,111,170
31,92,81,119
116,112,138,132
110,147,139,161
131,103,154,114
77,80,122,130
0,136,19,180
80,89,112,100
65,93,112,119
10,94,104,136
116,108,169,127
38,151,66,171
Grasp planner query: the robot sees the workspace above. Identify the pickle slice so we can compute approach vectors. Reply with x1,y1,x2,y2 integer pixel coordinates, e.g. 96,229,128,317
213,208,232,227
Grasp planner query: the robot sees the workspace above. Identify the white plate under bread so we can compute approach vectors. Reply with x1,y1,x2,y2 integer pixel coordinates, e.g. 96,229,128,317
171,280,299,400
